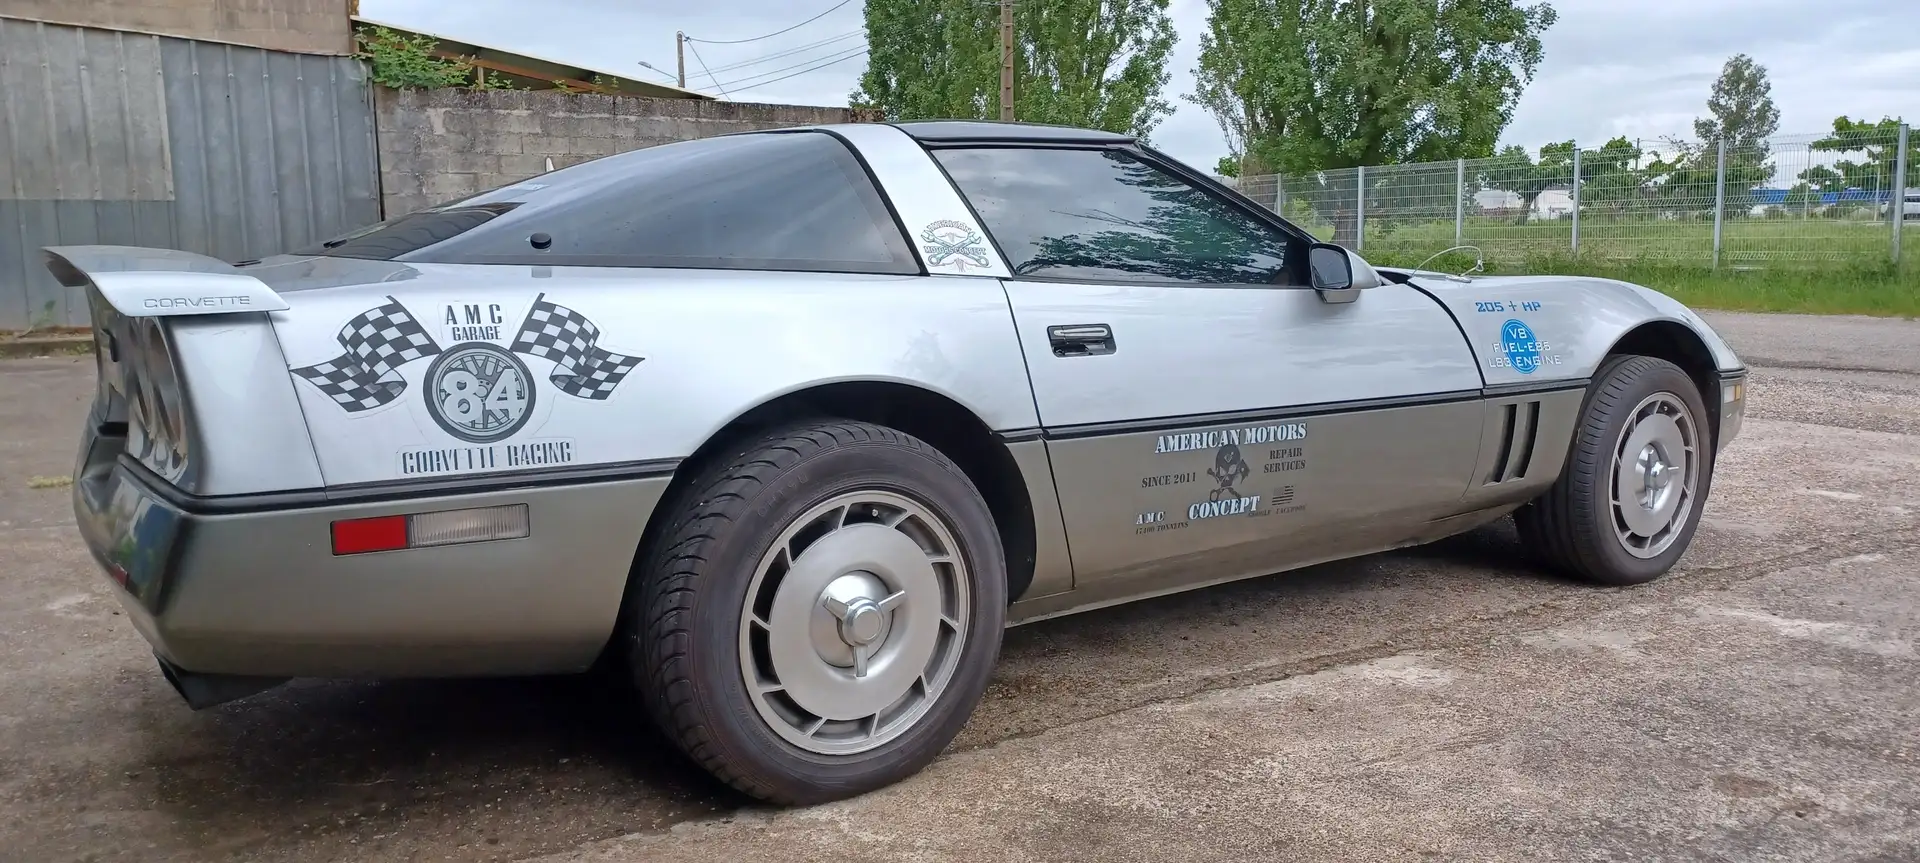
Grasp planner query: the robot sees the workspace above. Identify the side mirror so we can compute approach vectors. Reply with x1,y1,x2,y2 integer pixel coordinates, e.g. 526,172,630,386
1309,243,1358,303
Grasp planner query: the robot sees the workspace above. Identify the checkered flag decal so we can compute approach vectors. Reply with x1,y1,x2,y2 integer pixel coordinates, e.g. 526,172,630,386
290,297,442,412
510,294,643,400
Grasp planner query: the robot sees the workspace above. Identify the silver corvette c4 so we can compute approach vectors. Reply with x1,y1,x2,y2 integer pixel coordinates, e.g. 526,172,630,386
54,120,1747,804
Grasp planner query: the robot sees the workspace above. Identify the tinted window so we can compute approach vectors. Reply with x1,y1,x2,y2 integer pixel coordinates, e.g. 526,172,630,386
933,148,1296,285
307,132,918,274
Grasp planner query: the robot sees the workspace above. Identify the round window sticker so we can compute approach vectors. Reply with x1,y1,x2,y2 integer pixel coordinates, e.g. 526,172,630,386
1500,319,1542,375
423,342,536,443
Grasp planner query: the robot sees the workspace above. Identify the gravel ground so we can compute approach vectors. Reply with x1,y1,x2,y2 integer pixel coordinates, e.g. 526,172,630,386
1,310,1916,862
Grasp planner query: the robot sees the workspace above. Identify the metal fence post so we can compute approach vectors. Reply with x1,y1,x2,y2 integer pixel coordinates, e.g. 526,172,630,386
1355,165,1366,251
1711,139,1727,270
1571,144,1582,255
1894,123,1909,266
1455,158,1465,245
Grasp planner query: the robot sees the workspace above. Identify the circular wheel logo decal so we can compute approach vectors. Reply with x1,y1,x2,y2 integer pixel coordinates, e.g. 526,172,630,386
423,342,536,442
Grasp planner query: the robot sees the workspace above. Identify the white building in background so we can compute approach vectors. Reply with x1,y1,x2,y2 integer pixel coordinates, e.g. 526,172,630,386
1473,187,1574,220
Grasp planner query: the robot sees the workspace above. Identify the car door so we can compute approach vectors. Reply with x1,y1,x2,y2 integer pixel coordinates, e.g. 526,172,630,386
928,144,1488,595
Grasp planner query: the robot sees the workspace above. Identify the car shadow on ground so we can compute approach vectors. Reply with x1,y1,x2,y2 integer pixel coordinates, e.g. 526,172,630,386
126,670,742,852
123,518,1561,856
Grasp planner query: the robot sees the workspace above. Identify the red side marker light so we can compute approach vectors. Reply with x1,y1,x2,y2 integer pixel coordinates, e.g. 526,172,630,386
331,515,408,555
330,505,531,556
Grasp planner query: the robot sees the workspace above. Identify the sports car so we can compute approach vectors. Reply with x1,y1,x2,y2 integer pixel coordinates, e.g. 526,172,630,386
52,119,1747,805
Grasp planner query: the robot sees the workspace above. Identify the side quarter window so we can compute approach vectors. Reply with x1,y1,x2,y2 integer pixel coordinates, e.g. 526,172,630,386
321,132,921,275
931,147,1300,286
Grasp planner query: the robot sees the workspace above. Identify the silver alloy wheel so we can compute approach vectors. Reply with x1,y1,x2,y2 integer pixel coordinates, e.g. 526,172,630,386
737,489,970,755
1609,391,1701,559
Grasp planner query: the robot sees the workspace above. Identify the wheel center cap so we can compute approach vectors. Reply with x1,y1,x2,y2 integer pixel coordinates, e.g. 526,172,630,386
844,603,885,645
1638,445,1673,495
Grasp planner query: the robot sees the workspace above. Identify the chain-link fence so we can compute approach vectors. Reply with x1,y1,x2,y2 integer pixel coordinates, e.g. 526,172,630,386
1231,124,1915,270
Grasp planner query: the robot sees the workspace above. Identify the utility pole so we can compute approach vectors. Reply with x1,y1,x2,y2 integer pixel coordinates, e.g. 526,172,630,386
999,0,1014,122
675,31,686,88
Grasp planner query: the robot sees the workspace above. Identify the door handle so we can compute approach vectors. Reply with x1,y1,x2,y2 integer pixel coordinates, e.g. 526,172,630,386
1047,324,1115,357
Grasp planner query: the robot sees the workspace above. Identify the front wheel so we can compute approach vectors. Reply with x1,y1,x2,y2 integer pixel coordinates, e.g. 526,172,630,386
630,420,1006,804
1517,355,1714,585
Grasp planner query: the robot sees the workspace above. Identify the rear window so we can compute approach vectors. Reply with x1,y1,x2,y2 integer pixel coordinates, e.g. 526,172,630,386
303,131,919,275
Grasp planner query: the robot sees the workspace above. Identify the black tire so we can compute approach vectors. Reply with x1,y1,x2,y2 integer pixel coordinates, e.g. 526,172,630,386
1516,355,1715,586
629,419,1007,805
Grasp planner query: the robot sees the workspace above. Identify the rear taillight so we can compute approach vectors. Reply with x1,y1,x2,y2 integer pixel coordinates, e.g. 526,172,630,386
330,504,530,555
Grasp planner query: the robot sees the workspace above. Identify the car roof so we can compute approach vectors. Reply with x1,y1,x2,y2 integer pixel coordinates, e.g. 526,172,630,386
888,120,1135,146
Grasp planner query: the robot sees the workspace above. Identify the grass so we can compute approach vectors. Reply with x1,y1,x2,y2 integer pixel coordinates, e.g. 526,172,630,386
1321,216,1920,317
26,476,72,490
1557,262,1918,318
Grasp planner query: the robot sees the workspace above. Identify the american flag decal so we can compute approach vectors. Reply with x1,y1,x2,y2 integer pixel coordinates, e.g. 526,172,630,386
291,297,442,412
509,294,644,400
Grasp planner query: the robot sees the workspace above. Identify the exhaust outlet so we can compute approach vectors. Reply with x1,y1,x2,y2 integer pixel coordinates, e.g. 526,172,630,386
155,654,287,710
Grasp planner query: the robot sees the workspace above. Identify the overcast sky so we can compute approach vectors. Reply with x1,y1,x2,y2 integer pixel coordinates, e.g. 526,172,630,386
360,0,1920,172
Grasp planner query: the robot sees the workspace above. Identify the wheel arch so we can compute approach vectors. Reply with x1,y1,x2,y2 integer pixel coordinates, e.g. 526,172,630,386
1602,319,1723,442
628,380,1040,611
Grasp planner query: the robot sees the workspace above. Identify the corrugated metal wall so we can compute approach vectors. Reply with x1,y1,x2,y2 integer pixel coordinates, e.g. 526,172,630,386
0,16,380,329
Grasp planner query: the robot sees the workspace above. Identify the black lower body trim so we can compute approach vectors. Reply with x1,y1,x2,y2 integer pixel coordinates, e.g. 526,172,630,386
128,455,681,516
1481,378,1591,398
1026,388,1485,442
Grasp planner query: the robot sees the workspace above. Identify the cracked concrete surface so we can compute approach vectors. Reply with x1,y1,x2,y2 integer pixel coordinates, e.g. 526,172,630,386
1,310,1917,862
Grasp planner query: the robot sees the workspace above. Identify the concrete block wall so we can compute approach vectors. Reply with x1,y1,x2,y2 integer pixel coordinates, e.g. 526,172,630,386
4,0,352,55
374,88,879,217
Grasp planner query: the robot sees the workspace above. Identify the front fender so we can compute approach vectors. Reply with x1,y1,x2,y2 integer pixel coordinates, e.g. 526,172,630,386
1399,273,1745,387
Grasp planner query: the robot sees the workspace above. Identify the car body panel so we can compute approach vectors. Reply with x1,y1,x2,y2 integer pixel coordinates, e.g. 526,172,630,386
1002,280,1486,428
1003,438,1076,602
820,124,1012,279
263,266,1041,487
72,434,667,677
43,245,290,316
166,314,328,496
998,278,1491,591
1042,397,1487,583
1394,271,1746,383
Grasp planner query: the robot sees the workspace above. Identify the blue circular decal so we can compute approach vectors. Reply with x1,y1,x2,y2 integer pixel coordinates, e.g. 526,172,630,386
1501,319,1541,375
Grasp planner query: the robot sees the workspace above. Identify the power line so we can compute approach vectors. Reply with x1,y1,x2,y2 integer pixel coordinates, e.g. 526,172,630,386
715,42,869,90
682,40,731,99
724,48,870,95
705,30,864,75
684,0,854,45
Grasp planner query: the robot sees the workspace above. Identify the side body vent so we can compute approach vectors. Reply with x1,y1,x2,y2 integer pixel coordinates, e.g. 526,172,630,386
1484,399,1542,485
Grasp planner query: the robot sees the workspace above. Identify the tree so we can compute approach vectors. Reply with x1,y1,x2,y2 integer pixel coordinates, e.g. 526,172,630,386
1692,54,1780,153
852,0,1176,137
1479,140,1573,224
1189,0,1558,179
1797,116,1917,195
1577,136,1646,212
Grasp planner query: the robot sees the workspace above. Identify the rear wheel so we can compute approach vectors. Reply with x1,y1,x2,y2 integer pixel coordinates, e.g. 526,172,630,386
630,420,1006,804
1517,355,1713,585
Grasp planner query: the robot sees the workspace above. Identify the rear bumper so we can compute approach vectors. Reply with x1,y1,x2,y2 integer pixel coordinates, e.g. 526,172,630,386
73,427,671,680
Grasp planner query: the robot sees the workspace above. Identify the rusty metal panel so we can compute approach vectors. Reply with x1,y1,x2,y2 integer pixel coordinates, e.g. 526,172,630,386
0,16,380,329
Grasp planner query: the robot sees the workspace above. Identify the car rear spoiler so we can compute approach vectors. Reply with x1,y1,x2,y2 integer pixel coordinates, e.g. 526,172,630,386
42,245,289,317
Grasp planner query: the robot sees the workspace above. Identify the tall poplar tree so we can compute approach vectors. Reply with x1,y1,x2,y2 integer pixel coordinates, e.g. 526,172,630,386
852,0,1177,137
1191,0,1559,176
